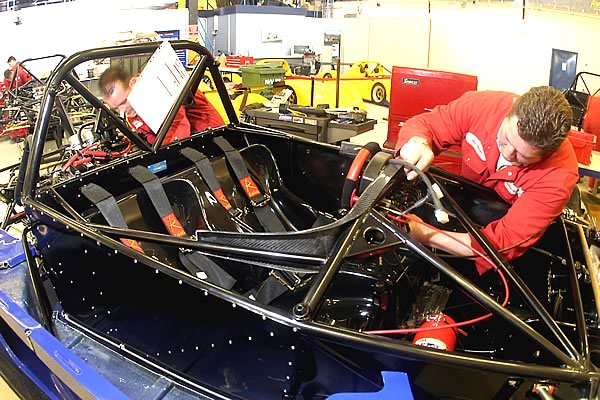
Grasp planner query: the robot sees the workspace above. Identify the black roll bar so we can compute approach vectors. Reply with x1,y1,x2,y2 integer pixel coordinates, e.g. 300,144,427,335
429,167,582,365
8,54,66,101
22,41,239,202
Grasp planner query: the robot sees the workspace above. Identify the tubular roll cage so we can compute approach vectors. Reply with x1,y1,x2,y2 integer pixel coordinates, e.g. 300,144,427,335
20,41,599,383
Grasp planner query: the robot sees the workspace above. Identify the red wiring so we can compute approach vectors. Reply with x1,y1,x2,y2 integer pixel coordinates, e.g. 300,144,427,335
61,137,132,172
364,213,510,336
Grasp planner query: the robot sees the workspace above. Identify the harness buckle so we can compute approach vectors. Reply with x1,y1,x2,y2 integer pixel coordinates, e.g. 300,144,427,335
250,192,271,208
268,270,301,291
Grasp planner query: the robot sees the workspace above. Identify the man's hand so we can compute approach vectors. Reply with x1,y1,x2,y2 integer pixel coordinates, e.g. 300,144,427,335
398,136,434,180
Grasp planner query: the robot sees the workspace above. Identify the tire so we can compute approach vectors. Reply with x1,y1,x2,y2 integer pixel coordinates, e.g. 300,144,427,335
323,73,332,79
286,86,298,104
371,83,386,105
201,75,213,89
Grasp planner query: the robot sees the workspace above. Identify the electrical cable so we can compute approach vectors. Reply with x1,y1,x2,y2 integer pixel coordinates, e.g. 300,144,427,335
61,137,132,172
364,213,509,336
388,159,449,224
77,120,96,145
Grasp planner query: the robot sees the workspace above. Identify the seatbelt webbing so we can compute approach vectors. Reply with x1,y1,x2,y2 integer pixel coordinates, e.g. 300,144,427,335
213,137,285,232
80,183,144,253
128,165,236,289
213,137,268,204
129,165,187,237
180,147,239,217
245,276,289,304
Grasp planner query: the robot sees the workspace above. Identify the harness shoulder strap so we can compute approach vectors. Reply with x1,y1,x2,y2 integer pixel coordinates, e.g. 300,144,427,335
213,137,285,232
80,183,144,253
128,165,236,289
180,147,240,218
129,165,187,237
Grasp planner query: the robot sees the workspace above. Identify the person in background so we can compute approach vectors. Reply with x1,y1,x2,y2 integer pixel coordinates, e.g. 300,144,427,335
395,86,578,274
217,51,227,67
99,66,224,145
2,69,12,95
7,56,33,87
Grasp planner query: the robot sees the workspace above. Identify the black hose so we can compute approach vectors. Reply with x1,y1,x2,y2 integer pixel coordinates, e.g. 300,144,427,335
77,120,96,145
388,159,446,215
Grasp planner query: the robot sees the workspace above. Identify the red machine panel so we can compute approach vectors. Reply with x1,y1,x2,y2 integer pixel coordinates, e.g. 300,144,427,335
384,67,478,149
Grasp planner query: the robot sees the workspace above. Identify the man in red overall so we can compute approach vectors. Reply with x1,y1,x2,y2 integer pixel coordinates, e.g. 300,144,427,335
2,70,12,95
7,56,33,87
99,66,224,145
395,86,578,273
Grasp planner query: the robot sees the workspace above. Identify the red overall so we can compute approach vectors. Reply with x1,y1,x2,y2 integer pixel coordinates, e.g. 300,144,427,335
396,91,578,273
127,90,224,145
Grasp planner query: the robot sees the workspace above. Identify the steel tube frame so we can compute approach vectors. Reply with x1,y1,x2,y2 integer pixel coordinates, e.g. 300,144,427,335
397,224,580,369
560,219,590,367
429,169,582,364
26,190,595,380
23,41,238,202
22,224,55,334
298,216,365,319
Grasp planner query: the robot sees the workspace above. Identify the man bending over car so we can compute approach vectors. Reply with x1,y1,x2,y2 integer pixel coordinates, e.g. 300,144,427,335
99,66,224,145
395,86,578,274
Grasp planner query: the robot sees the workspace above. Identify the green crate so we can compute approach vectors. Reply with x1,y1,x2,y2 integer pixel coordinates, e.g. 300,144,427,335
240,64,286,88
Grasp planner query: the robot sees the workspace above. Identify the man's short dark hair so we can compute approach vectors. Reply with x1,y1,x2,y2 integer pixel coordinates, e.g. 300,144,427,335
508,86,573,156
99,66,132,98
4,69,12,80
7,56,15,63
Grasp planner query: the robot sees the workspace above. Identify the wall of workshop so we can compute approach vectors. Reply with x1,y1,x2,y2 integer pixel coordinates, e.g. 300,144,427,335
2,1,599,95
207,11,344,60
330,1,600,93
0,3,187,77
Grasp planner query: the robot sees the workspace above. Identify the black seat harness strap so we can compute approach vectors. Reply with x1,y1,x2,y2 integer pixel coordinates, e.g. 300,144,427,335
245,269,304,305
180,147,241,218
128,165,236,289
81,183,144,253
128,166,186,237
213,136,285,232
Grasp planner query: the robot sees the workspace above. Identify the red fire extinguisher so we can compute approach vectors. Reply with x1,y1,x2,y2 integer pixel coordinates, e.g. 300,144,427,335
413,314,458,351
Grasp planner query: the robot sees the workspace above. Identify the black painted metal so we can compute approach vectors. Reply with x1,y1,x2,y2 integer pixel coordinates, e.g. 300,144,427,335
52,96,73,142
33,194,599,383
397,223,580,369
27,197,310,323
63,74,148,151
10,54,65,95
23,41,234,202
0,200,16,230
299,320,599,383
560,218,590,367
298,217,364,320
47,187,86,224
22,224,54,334
429,171,582,365
15,41,600,398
